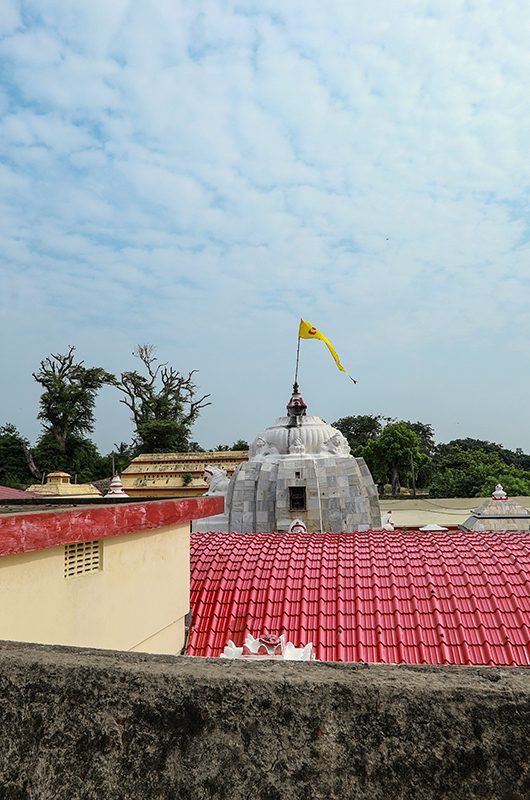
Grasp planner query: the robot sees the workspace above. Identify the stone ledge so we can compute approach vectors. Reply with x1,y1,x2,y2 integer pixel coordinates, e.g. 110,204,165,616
0,640,529,799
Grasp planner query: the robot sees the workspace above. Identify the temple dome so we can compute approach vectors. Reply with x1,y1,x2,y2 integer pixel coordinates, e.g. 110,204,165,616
248,383,351,459
249,415,350,458
194,384,382,533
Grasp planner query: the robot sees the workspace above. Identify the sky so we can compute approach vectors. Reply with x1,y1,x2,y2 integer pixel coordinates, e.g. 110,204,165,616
2,1,530,454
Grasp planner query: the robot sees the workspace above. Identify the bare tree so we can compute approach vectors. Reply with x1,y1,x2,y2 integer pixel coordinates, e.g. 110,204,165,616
115,345,210,453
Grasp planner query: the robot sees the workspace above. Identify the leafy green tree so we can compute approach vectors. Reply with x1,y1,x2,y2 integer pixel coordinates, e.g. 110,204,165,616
0,424,37,487
116,345,210,454
363,422,427,496
95,442,135,478
436,438,499,458
31,432,108,483
332,415,388,454
434,438,530,468
404,421,436,456
33,346,114,453
134,420,190,454
111,441,135,473
429,445,530,497
333,415,434,491
478,471,530,497
402,421,436,488
231,439,249,451
187,441,205,453
512,448,530,471
215,440,250,452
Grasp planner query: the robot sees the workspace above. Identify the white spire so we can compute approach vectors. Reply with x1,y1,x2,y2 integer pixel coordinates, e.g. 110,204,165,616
104,474,128,499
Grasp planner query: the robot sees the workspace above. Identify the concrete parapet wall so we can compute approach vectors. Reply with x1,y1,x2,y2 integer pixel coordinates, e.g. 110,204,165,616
0,641,528,799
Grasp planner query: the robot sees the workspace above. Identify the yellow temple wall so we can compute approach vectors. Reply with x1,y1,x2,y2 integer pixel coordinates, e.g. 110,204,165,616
0,522,189,655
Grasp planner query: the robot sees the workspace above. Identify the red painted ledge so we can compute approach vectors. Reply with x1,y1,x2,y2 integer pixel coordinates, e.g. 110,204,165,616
0,496,224,557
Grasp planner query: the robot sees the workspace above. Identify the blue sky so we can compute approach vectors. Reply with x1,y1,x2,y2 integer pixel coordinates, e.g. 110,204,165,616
2,1,530,453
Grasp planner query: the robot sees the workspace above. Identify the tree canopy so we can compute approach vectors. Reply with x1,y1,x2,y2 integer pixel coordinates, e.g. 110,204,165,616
332,415,433,495
216,440,249,452
0,424,36,488
33,346,114,453
429,441,530,497
363,422,427,496
403,421,436,457
333,415,388,454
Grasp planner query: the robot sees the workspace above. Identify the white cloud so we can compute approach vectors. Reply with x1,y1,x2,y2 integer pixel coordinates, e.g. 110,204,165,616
2,1,530,452
0,0,20,37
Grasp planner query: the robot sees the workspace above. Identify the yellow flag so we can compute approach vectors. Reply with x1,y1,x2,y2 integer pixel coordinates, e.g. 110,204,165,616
298,319,357,383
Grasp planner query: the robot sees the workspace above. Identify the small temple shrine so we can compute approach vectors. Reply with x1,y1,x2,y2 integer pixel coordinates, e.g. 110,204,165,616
461,483,530,532
26,471,101,498
195,384,381,532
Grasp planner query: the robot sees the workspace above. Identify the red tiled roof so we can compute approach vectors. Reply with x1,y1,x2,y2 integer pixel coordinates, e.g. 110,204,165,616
0,485,38,500
188,530,530,666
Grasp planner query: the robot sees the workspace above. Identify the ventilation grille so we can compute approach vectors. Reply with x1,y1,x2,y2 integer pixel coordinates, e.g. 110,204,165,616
64,540,101,578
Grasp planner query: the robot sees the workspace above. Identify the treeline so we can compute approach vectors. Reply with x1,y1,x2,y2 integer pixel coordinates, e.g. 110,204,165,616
332,416,530,497
3,348,529,498
0,345,211,489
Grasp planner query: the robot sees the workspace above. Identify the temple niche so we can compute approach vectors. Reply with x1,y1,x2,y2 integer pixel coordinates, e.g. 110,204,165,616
195,385,381,533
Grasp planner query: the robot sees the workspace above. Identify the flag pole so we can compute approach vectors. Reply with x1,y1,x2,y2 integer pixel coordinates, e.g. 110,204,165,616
294,330,301,387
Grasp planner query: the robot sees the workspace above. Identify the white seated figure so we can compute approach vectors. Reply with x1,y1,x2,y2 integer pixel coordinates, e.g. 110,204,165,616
382,510,395,531
203,466,230,496
251,436,280,460
320,432,350,456
289,434,305,455
192,466,231,532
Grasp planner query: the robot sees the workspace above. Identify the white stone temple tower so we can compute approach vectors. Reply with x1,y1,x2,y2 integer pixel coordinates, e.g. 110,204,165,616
195,385,381,533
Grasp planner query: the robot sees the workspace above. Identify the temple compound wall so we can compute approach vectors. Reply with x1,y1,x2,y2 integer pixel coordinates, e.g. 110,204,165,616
0,641,528,800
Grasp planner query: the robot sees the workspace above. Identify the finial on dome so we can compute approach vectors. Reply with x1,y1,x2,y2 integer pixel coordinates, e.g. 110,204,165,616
287,383,307,419
491,483,508,500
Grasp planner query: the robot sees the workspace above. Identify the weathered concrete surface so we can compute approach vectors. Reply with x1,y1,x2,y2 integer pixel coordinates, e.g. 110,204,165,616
0,641,528,800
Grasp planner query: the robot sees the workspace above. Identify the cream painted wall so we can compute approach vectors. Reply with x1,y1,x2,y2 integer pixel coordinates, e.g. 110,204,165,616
0,523,189,655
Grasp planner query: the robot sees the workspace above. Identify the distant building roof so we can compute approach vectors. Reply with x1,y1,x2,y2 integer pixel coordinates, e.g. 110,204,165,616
0,485,39,500
26,471,101,498
188,530,530,666
121,451,249,498
91,477,112,495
